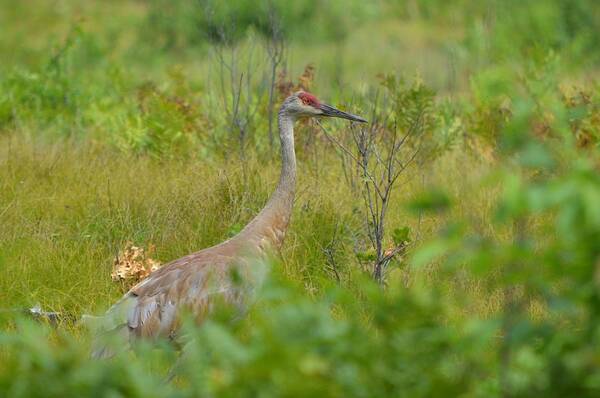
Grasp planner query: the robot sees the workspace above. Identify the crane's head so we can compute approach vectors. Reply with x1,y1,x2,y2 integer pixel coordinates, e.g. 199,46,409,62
281,91,367,123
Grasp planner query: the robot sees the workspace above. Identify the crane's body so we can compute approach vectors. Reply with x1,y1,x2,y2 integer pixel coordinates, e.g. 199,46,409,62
91,92,366,358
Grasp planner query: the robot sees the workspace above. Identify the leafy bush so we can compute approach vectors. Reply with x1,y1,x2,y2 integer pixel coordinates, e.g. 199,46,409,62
0,29,85,130
111,78,208,157
0,268,485,397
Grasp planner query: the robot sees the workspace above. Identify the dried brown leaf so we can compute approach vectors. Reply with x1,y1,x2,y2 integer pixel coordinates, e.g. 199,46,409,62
111,242,162,291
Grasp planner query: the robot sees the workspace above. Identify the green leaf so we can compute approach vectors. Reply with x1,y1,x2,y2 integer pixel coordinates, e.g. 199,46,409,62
410,240,451,269
407,189,451,214
517,142,555,169
356,249,376,262
392,226,411,245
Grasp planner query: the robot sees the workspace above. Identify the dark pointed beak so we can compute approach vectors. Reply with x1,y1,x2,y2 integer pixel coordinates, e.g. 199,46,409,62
319,103,367,123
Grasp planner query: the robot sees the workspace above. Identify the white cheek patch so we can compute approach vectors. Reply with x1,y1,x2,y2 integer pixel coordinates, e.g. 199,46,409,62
302,105,320,115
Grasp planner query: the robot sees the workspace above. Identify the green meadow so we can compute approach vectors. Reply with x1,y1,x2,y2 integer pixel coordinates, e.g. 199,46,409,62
1,1,599,396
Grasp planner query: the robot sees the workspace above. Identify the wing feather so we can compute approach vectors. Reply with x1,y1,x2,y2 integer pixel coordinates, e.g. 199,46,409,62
89,247,249,358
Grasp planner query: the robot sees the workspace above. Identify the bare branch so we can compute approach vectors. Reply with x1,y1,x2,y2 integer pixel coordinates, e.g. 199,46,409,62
333,88,431,284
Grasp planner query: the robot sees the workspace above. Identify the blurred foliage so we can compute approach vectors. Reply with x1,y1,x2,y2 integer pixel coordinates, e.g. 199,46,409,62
143,0,378,49
0,269,480,397
139,0,600,68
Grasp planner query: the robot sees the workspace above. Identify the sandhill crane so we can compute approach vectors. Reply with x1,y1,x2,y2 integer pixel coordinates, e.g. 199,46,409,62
90,91,366,358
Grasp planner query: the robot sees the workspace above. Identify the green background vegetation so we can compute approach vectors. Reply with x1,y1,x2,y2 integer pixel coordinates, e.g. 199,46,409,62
1,0,599,396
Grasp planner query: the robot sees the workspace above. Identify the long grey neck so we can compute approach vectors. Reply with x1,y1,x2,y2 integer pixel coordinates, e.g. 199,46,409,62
235,112,296,250
273,112,297,202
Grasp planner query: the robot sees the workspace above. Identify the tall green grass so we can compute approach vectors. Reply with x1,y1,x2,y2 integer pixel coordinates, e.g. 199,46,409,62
0,132,499,318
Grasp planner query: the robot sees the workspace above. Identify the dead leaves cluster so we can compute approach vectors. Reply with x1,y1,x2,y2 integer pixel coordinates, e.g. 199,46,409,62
111,242,161,289
276,64,315,99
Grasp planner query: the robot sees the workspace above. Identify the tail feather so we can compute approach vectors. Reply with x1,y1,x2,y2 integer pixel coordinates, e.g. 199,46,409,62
80,295,137,359
90,323,131,359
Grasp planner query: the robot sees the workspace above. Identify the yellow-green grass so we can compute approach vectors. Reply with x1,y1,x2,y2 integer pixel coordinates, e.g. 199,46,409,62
0,131,502,328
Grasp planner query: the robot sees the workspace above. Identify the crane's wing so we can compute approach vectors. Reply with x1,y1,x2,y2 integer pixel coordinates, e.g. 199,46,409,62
87,252,249,359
